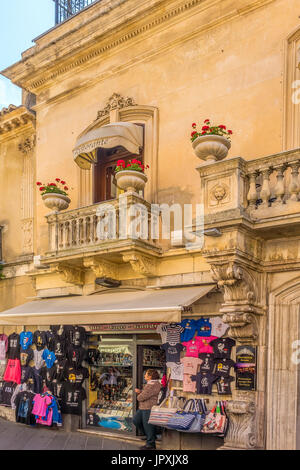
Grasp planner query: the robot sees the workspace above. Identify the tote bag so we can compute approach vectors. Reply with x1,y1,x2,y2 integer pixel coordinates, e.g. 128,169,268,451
148,396,179,427
166,399,198,431
181,399,207,433
201,401,227,435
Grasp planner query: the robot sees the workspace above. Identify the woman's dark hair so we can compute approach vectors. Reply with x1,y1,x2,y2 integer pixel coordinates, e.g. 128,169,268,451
146,369,160,380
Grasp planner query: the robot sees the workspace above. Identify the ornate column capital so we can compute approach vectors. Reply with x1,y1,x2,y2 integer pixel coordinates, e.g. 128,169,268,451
83,257,118,279
221,400,258,450
51,263,85,286
122,252,157,277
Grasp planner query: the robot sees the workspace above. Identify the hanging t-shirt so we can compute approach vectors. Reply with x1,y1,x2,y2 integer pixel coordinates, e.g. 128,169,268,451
210,317,229,338
20,348,33,367
45,330,56,351
198,353,215,373
1,381,17,406
63,366,89,384
33,331,48,351
7,333,20,360
67,346,86,368
195,335,217,354
166,362,184,381
14,390,36,425
3,359,21,384
0,360,7,381
161,343,183,363
49,382,64,404
65,326,87,347
31,368,43,394
215,375,235,395
191,371,216,395
33,349,45,370
52,336,67,362
0,334,8,360
182,340,201,358
161,324,184,345
87,349,100,366
61,382,86,415
180,319,198,342
156,323,168,344
214,358,236,377
183,374,196,393
42,349,57,369
19,332,33,350
210,337,236,359
196,318,212,337
181,356,202,375
21,366,35,384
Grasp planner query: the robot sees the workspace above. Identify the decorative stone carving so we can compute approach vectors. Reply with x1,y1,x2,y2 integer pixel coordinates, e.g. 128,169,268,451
51,263,85,286
221,312,258,343
221,400,257,450
21,218,33,254
122,253,157,277
83,257,118,279
18,135,36,154
210,261,257,304
97,93,136,118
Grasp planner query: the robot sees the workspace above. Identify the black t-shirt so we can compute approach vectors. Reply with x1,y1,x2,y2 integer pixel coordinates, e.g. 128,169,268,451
87,349,100,365
67,346,86,368
1,381,17,405
65,326,87,347
63,366,89,385
190,372,216,395
41,359,67,387
161,343,183,363
45,330,56,351
20,348,33,367
49,381,64,403
52,336,68,361
61,382,86,415
210,337,236,359
33,331,48,351
199,353,215,373
15,390,36,425
215,375,234,395
21,366,35,385
214,358,236,377
7,333,20,359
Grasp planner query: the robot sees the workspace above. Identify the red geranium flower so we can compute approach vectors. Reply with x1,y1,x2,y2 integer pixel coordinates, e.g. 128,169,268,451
55,178,60,182
219,125,226,129
202,126,210,131
49,183,57,186
117,160,125,167
204,119,210,123
192,123,196,128
228,130,233,134
61,181,66,185
40,187,45,191
64,186,68,190
191,131,197,136
36,182,42,186
127,163,131,167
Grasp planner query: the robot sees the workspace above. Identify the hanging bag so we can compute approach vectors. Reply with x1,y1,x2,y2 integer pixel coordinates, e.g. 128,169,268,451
148,395,179,427
201,401,227,435
180,399,208,433
166,399,198,431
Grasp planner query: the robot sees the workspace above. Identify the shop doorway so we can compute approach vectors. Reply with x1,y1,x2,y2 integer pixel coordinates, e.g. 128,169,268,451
86,333,164,436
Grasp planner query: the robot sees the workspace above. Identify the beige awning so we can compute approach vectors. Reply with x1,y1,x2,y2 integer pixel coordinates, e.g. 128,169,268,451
0,285,215,326
73,122,144,169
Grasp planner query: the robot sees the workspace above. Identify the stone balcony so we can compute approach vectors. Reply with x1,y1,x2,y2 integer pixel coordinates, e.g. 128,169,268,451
197,147,300,239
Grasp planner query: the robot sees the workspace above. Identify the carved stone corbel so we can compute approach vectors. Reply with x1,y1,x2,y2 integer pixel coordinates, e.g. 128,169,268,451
122,253,157,277
83,257,119,279
221,400,257,450
51,263,85,286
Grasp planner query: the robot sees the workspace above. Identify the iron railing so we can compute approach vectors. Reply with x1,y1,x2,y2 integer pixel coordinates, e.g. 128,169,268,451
53,0,99,24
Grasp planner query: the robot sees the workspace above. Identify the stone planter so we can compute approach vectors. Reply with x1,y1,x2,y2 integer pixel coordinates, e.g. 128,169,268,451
42,193,71,212
192,134,231,163
115,170,147,194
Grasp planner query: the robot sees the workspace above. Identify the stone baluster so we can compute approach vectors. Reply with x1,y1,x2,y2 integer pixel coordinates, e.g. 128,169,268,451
260,168,271,207
75,218,80,247
247,171,258,209
288,162,300,202
274,164,286,205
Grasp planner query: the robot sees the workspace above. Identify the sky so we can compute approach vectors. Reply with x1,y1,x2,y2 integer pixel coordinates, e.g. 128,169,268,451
0,0,54,109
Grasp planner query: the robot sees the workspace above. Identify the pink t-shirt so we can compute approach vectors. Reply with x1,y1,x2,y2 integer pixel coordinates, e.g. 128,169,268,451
183,374,196,393
36,408,53,426
181,356,202,375
182,340,200,357
195,335,218,354
32,394,52,417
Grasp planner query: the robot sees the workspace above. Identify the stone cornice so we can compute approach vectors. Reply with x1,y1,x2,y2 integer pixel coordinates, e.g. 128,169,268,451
1,0,275,94
0,106,35,138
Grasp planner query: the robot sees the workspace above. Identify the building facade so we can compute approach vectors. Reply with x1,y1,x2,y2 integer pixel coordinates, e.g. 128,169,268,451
0,0,300,449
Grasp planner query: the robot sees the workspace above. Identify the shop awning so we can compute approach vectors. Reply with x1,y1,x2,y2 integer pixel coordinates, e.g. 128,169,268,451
73,122,144,169
0,285,215,326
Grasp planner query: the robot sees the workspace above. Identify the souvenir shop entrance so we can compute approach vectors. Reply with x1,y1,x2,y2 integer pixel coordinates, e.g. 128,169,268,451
84,323,165,436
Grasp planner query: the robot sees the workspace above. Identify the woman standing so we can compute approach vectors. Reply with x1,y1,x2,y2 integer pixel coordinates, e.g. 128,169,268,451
133,369,161,450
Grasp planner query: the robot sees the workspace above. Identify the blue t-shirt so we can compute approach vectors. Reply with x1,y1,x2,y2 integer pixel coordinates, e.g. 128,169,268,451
42,349,57,369
180,319,197,342
20,331,33,350
196,318,212,337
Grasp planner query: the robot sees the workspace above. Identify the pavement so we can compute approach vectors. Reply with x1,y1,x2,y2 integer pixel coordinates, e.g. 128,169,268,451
0,418,140,450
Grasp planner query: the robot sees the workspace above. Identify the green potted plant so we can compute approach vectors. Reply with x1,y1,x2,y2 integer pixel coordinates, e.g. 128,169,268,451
191,119,233,163
37,178,71,212
115,159,149,194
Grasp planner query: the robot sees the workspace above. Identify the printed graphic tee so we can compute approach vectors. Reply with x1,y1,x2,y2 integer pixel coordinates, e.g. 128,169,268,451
156,323,168,344
161,343,184,363
183,374,196,393
1,381,17,406
180,319,198,342
63,366,89,384
181,356,202,375
42,349,57,369
19,332,33,350
33,349,45,370
166,362,184,381
214,358,236,377
65,326,87,347
195,336,218,354
61,383,86,415
198,353,215,373
20,348,33,367
214,375,235,395
161,324,184,345
33,331,48,351
191,371,216,395
210,317,229,338
182,340,201,358
0,334,8,360
210,338,236,359
7,333,20,359
196,318,212,337
67,346,86,368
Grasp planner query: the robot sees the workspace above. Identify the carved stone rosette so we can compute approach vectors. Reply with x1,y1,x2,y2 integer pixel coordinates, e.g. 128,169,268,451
221,400,257,450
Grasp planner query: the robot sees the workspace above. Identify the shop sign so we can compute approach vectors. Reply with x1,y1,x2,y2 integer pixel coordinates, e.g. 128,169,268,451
236,345,257,391
83,322,161,333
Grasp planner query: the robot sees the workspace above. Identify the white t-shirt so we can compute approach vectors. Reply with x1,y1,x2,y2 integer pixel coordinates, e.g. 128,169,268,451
156,323,168,344
210,316,229,338
166,361,184,381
